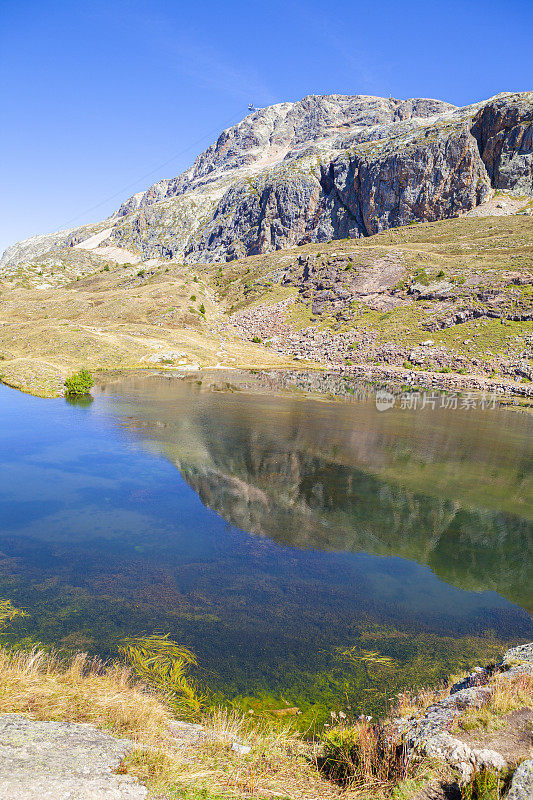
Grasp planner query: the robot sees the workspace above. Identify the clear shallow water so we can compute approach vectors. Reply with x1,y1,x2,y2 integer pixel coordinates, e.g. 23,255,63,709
0,373,531,723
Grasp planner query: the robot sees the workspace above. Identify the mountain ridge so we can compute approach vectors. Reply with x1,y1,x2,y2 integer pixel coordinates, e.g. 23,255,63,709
2,90,532,270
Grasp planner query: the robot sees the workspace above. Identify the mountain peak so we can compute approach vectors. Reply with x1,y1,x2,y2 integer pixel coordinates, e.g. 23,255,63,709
1,91,531,269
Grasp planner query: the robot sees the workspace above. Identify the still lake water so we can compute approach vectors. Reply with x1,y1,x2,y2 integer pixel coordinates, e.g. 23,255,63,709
1,372,531,723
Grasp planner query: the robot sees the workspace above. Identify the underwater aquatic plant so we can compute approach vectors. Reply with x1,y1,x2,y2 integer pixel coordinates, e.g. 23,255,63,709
0,600,25,642
119,634,205,716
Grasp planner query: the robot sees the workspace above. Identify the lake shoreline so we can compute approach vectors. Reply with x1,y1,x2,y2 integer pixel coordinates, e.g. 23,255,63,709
1,359,532,402
0,640,531,800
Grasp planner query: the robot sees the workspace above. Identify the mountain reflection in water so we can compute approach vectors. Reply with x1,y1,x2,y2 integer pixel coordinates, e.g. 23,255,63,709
107,372,532,610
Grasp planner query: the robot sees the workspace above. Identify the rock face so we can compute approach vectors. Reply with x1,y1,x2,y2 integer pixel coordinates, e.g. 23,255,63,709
471,95,533,194
0,713,146,799
2,92,532,269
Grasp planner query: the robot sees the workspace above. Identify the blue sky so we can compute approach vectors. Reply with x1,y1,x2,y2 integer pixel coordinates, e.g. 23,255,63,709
1,0,532,254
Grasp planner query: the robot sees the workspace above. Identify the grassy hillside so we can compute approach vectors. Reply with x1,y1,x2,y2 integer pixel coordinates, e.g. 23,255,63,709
207,213,533,368
0,213,531,396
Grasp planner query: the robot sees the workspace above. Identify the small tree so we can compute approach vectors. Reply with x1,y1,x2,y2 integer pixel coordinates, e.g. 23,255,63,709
64,369,94,397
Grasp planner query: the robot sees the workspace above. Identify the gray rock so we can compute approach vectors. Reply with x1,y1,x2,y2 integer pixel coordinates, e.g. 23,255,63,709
471,93,533,194
503,642,533,666
409,281,456,300
0,713,146,799
423,732,506,783
507,759,533,800
449,669,489,694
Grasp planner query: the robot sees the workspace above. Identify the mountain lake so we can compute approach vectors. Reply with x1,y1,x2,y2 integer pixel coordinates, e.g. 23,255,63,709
1,371,531,726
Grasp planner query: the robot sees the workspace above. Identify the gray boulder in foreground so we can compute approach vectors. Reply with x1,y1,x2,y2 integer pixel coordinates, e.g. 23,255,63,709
0,713,146,800
507,760,533,800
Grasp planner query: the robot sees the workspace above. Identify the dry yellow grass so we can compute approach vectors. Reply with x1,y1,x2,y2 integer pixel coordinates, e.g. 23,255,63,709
125,705,340,800
0,647,337,799
458,671,533,732
1,644,529,800
392,682,452,721
0,647,172,740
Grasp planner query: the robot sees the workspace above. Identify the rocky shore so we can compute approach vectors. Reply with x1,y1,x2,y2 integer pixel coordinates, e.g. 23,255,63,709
403,643,533,789
218,296,533,399
0,643,531,799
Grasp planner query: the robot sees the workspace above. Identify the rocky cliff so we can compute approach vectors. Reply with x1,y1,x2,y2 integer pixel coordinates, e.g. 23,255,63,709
2,91,532,269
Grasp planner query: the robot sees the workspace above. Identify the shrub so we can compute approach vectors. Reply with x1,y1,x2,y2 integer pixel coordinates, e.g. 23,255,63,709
190,295,196,301
199,304,205,314
252,336,262,343
414,269,430,286
64,369,94,397
436,270,445,278
320,720,417,789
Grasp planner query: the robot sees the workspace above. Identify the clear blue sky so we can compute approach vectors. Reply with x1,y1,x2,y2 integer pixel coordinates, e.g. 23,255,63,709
1,0,532,254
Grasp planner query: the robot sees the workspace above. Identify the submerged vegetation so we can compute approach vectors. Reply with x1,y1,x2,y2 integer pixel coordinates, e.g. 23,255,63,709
0,601,531,799
0,378,529,732
0,599,25,635
119,634,204,716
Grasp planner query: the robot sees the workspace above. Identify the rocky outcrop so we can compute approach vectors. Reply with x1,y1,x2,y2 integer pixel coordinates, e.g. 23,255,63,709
0,714,146,799
471,93,533,194
154,117,493,262
320,121,491,237
113,95,454,217
503,642,533,666
403,645,533,783
507,759,533,800
2,92,532,270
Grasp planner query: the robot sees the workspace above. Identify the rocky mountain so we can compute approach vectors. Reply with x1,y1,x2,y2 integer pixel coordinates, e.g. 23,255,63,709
2,91,532,269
